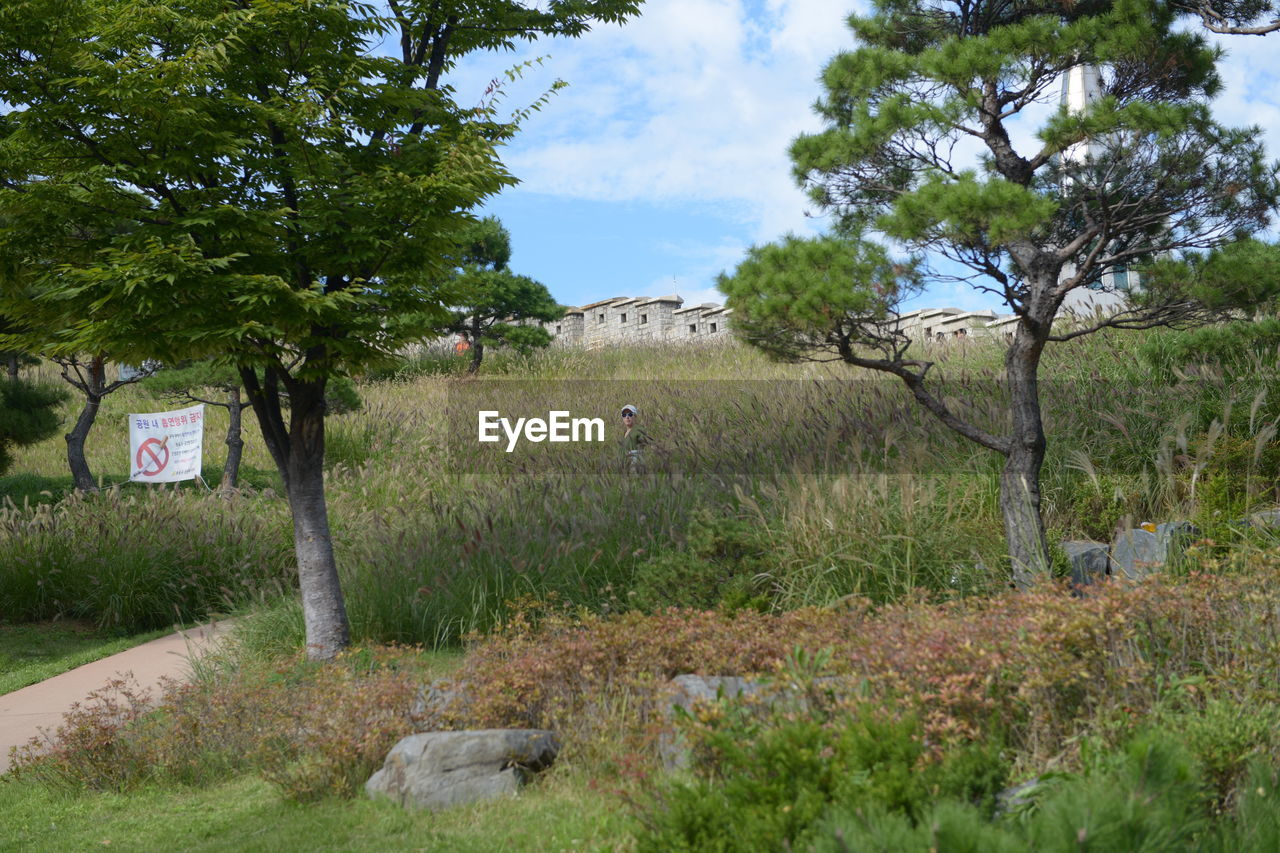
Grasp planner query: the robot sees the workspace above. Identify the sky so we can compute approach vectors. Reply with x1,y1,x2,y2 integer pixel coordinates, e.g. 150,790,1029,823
446,1,1280,314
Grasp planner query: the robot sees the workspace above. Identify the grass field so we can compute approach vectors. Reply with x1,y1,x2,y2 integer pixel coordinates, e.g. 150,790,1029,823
6,331,1277,644
0,769,634,853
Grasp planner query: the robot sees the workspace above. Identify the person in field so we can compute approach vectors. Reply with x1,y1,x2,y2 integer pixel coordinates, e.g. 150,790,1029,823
620,404,651,474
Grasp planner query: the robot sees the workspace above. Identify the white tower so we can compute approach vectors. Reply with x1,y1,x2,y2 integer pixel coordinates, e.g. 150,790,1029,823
1058,64,1131,315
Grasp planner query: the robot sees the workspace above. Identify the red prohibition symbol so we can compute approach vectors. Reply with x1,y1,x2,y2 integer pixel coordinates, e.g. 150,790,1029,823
136,436,170,477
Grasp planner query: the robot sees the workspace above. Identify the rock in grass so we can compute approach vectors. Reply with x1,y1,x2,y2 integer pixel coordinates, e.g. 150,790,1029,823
670,674,765,711
1111,522,1198,581
1246,508,1280,529
1062,540,1113,587
366,729,559,811
661,675,769,770
994,776,1044,817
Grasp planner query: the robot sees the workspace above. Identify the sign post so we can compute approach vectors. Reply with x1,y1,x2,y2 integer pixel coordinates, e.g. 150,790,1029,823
128,404,205,483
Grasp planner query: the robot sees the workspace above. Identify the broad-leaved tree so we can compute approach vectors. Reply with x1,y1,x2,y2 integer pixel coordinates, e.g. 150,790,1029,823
0,0,640,658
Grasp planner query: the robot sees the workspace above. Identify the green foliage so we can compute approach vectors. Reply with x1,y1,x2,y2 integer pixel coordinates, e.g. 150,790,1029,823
320,376,362,416
0,0,644,370
1214,759,1280,853
1137,318,1280,380
637,705,1008,852
143,361,241,399
441,217,564,366
628,510,771,613
145,364,360,414
718,233,919,360
809,732,1216,852
1057,471,1156,541
1029,733,1209,851
1137,239,1280,314
0,378,66,475
1150,697,1280,804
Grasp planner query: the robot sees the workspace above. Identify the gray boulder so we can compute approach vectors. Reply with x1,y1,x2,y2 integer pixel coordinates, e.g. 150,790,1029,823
994,776,1044,818
1246,508,1280,530
1111,522,1198,580
366,729,559,811
1061,540,1113,587
661,675,768,770
670,674,766,712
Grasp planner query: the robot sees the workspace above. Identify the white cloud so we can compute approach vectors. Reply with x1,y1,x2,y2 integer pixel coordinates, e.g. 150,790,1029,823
636,238,750,305
1209,35,1280,242
454,0,857,244
452,7,1280,310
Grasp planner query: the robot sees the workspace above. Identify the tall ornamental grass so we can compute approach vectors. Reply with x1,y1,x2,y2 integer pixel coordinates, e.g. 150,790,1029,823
5,327,1280,647
0,489,294,631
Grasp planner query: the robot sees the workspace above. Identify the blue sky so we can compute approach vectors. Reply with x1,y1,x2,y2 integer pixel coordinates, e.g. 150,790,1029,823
448,1,1280,314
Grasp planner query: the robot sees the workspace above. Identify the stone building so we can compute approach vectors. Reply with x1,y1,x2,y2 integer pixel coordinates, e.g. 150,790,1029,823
548,308,585,348
432,292,1034,353
548,294,734,348
892,307,1020,344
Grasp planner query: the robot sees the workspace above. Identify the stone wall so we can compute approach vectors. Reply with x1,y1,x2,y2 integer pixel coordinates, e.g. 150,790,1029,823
430,298,1023,353
551,295,735,349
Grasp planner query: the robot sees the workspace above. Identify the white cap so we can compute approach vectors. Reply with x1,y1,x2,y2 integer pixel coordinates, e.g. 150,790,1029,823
621,404,638,416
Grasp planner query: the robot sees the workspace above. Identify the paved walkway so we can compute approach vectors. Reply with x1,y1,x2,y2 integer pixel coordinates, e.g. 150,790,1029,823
0,620,235,774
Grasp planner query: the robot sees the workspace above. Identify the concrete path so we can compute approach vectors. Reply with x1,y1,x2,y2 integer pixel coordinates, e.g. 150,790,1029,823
0,620,235,774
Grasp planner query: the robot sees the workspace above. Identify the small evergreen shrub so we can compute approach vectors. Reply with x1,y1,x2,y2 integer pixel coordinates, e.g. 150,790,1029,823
811,733,1215,852
636,702,1008,852
628,510,771,613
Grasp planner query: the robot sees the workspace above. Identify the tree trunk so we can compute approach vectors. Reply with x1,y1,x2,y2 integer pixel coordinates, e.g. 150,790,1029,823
1001,321,1051,588
468,340,484,374
221,386,245,490
240,366,350,661
65,357,105,492
285,403,350,661
4,353,17,381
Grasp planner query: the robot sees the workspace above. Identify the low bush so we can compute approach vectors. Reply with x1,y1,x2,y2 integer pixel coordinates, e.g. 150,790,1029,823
1148,696,1280,807
628,510,772,613
1136,319,1280,381
809,732,1216,852
7,646,423,801
636,699,1008,852
444,558,1280,774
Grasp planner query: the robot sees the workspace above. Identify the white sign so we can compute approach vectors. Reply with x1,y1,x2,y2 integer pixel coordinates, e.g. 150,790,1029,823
128,404,205,483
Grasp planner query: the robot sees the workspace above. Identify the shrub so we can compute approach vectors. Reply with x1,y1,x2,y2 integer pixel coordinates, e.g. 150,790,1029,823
7,646,422,801
809,733,1216,852
446,560,1280,774
636,701,1008,852
1149,697,1280,806
0,379,67,476
628,510,771,613
1137,319,1280,381
6,675,159,793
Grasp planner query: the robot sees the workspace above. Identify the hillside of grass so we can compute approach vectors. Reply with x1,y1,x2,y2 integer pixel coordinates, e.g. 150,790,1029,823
6,326,1280,850
5,329,1279,645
